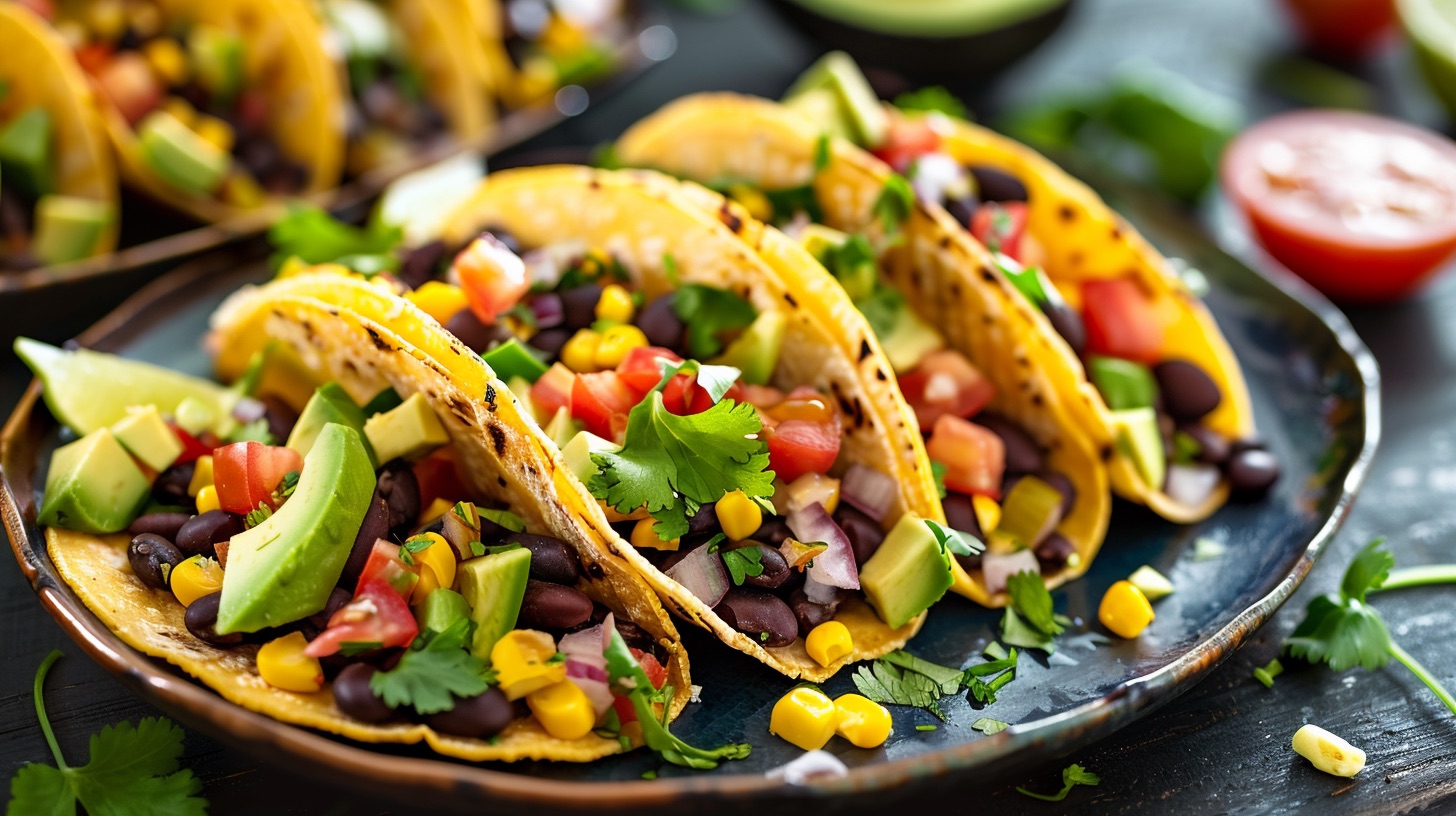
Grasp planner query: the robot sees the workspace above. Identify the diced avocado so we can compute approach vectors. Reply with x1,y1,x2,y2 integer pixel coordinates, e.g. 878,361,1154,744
879,306,944,374
1129,565,1174,600
782,87,854,142
173,395,219,437
138,111,230,197
188,25,244,106
14,338,240,437
783,51,888,148
364,392,448,464
798,222,851,261
1089,356,1158,411
561,430,619,484
38,429,151,534
1112,407,1166,490
0,108,54,198
987,475,1063,553
859,513,955,628
415,586,471,633
481,338,549,384
458,546,532,661
543,406,583,450
216,423,376,634
711,309,785,386
360,387,404,417
110,405,184,472
31,195,114,266
288,382,376,465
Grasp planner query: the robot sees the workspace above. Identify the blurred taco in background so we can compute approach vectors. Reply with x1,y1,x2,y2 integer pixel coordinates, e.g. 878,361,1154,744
466,0,629,109
0,4,118,270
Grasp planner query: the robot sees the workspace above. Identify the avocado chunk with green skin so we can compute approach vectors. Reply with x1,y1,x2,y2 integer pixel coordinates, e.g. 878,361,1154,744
561,430,619,484
288,382,376,466
38,429,152,534
364,392,448,465
481,338,549,384
1111,407,1166,490
32,196,114,266
710,310,785,386
415,587,472,633
138,110,230,196
1089,356,1158,411
458,546,532,661
0,108,54,199
859,512,955,629
216,423,376,634
110,405,184,472
879,305,945,374
14,338,240,437
783,51,888,148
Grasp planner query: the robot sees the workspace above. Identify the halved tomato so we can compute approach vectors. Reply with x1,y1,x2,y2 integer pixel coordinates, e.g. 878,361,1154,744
356,540,420,600
610,648,669,725
452,235,530,323
211,441,302,516
970,201,1029,261
617,346,683,395
304,578,420,658
926,414,1006,498
571,371,637,440
171,424,216,465
898,350,997,429
530,363,576,419
766,419,840,484
1081,278,1165,364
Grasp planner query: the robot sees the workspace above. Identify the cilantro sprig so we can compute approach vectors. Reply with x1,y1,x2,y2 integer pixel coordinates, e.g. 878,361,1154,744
851,648,1019,720
369,620,493,715
1000,571,1066,654
893,86,971,120
872,173,914,241
1016,763,1101,802
721,547,764,586
267,204,402,275
7,651,209,816
671,284,758,359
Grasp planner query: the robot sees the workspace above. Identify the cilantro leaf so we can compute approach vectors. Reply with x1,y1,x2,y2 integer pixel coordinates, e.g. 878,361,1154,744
881,650,964,696
971,717,1009,735
857,285,908,340
1000,607,1057,653
813,134,831,172
369,621,490,715
931,461,947,499
1341,536,1393,603
722,547,764,586
925,520,981,558
1006,571,1065,638
1017,763,1101,802
671,284,757,359
762,185,822,224
893,87,970,120
851,661,947,720
872,174,914,240
268,203,402,271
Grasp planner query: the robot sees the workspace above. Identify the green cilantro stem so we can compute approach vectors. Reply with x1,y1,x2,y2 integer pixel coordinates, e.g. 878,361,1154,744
1390,642,1456,717
1376,565,1456,592
33,649,66,771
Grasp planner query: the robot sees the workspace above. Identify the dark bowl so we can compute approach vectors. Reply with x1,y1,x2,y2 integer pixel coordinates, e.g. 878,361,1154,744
767,0,1074,82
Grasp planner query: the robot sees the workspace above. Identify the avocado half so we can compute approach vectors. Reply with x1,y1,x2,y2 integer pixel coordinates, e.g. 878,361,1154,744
768,0,1075,81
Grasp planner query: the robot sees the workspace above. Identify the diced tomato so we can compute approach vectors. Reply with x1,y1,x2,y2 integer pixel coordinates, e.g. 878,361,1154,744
452,235,530,323
660,372,720,416
898,350,997,429
741,384,786,409
356,540,421,600
1081,278,1165,364
970,201,1029,261
633,648,668,689
304,579,419,658
617,346,683,395
1279,0,1396,58
413,449,467,510
530,362,576,419
871,117,942,173
926,414,1006,498
211,441,302,515
72,43,111,76
170,424,214,465
571,371,637,441
766,420,840,484
94,52,162,125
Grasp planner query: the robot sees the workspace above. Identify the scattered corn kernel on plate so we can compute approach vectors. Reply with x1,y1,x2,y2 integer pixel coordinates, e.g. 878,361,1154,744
1,168,1378,813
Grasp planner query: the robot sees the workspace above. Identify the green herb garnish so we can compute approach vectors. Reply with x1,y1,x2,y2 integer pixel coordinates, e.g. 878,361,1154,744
267,203,402,273
1253,658,1284,689
369,620,490,716
872,173,914,240
671,284,758,359
893,86,970,120
971,718,1009,735
244,503,273,529
1016,763,1101,802
1000,571,1064,653
722,547,765,586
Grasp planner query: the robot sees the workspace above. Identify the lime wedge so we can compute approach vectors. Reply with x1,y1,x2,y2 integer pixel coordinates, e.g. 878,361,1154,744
15,338,239,436
1399,0,1456,116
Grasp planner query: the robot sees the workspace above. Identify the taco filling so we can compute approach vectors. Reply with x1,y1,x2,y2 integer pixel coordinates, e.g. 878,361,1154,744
489,0,625,107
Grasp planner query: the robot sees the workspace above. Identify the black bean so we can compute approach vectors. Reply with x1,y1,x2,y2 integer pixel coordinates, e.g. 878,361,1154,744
444,309,514,354
334,664,394,723
399,240,446,290
184,592,243,647
638,294,684,349
559,283,603,331
1180,424,1230,466
1045,301,1086,354
309,587,354,632
1230,436,1269,457
714,588,798,648
425,688,514,739
613,618,658,655
788,587,844,637
343,494,391,586
1036,470,1078,518
974,414,1043,475
151,463,195,507
518,580,594,631
128,534,184,590
376,462,421,536
501,534,580,584
968,166,1028,203
529,328,571,358
942,493,983,540
687,502,719,536
1227,448,1280,498
833,504,885,567
1034,533,1077,572
736,543,792,591
754,516,792,547
128,512,191,541
175,510,243,558
955,553,984,574
261,396,298,445
945,195,977,230
1154,360,1222,422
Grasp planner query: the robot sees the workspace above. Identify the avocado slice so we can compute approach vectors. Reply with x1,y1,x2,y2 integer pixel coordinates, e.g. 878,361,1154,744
188,25,245,107
1089,356,1158,411
363,392,448,465
0,108,54,199
1111,407,1166,490
782,51,888,148
414,586,471,633
879,306,945,374
31,196,114,266
216,423,376,634
110,404,185,472
710,310,785,386
15,338,240,437
561,430,619,484
288,382,376,465
138,110,230,197
458,546,532,661
859,513,955,628
38,429,151,534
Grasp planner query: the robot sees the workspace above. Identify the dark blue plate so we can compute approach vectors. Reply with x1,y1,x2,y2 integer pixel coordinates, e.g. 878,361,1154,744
1,172,1378,813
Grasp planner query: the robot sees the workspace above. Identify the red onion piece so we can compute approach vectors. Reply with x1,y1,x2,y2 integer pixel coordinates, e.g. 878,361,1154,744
1165,463,1222,507
909,152,968,205
566,658,614,719
787,503,859,590
840,464,895,523
232,396,267,424
982,549,1040,595
803,573,840,605
526,292,565,329
665,543,730,608
558,624,606,658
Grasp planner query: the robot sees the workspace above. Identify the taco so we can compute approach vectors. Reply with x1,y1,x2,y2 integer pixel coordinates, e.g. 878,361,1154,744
15,305,750,764
464,0,628,109
0,4,118,269
44,0,343,223
616,93,1113,607
255,165,964,681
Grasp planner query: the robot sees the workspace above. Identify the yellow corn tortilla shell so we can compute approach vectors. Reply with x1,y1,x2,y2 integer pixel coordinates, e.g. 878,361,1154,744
0,5,118,256
616,95,1111,606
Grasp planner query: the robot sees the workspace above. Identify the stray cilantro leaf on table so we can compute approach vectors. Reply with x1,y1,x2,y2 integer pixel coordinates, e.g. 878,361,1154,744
852,660,949,720
6,651,209,816
1017,763,1101,802
369,620,491,716
971,718,1009,735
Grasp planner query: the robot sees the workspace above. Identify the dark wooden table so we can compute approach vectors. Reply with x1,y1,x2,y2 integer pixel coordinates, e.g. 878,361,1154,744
5,0,1456,813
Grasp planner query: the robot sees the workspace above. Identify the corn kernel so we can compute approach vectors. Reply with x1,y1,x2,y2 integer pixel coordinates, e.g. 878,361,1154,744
805,621,853,668
715,489,763,541
1292,724,1366,777
188,455,213,498
418,497,454,526
561,329,602,373
219,173,266,210
491,630,566,701
1098,580,1155,638
408,281,469,326
833,693,892,748
143,38,189,86
195,484,221,514
593,324,648,369
408,533,456,601
728,184,774,223
972,494,1001,534
769,686,837,751
257,632,323,692
595,284,636,324
527,680,597,740
171,555,223,607
631,517,679,551
192,115,235,154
